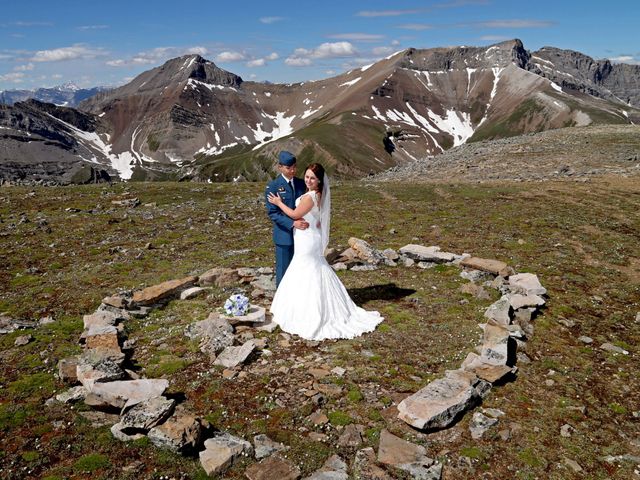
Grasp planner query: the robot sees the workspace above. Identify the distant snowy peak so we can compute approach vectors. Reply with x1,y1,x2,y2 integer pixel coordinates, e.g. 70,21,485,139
0,84,109,107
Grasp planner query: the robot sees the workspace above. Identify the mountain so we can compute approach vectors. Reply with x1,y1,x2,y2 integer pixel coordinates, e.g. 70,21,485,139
0,83,109,108
2,39,639,184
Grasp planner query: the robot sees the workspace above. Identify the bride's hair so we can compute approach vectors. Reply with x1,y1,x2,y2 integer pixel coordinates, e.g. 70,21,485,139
306,163,325,194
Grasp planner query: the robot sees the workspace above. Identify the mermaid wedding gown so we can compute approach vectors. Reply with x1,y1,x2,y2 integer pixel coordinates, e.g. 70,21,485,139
270,190,383,340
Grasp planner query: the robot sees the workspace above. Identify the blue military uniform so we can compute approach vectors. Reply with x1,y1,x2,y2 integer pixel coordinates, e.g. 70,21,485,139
266,156,306,287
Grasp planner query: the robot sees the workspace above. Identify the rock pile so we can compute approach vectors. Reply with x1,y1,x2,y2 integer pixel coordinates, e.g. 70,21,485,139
49,238,548,478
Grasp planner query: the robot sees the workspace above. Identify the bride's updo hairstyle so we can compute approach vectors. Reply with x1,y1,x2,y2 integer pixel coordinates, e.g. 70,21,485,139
306,163,325,194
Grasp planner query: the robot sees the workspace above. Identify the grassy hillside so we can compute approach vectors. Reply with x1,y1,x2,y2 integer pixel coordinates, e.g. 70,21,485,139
0,176,638,479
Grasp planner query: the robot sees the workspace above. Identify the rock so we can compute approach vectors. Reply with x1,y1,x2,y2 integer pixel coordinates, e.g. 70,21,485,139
303,454,348,480
180,286,206,300
84,325,121,351
0,314,37,334
481,320,514,366
331,366,346,377
111,198,140,208
55,385,88,403
255,320,278,332
185,315,234,357
460,269,494,282
460,257,510,276
399,244,456,263
111,422,146,442
131,276,198,306
348,237,387,265
382,248,399,260
308,411,329,425
397,369,486,430
600,342,629,355
507,293,545,309
557,317,575,328
14,334,32,346
377,429,432,466
460,282,490,299
76,354,126,389
102,295,127,309
484,295,512,325
213,339,256,368
351,264,378,271
563,457,583,472
461,352,516,383
120,396,175,430
253,434,288,459
39,315,55,326
83,310,120,330
199,432,253,476
57,357,79,384
508,273,547,296
560,424,574,437
251,275,276,292
198,267,241,287
578,336,593,344
78,410,120,427
309,367,331,379
84,379,169,409
245,455,301,480
148,412,204,453
337,424,364,447
221,305,267,325
331,262,347,271
469,412,499,439
353,447,393,480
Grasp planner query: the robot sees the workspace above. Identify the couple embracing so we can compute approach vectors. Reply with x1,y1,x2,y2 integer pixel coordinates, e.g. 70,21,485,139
265,151,383,341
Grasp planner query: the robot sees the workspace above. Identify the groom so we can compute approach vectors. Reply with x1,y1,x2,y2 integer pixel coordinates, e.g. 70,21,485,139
265,151,308,287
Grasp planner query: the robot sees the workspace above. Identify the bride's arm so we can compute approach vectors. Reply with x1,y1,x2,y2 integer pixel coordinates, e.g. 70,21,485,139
267,193,314,219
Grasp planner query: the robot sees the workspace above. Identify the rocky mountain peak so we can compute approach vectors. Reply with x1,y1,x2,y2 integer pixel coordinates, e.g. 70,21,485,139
397,39,530,72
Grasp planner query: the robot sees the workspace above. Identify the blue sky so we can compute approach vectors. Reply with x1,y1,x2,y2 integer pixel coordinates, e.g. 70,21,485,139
1,0,638,91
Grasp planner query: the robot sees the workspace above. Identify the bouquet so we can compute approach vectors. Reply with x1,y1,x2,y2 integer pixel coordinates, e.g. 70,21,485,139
223,293,250,317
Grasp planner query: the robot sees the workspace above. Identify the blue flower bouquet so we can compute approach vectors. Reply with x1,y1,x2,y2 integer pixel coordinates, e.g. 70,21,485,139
223,293,250,317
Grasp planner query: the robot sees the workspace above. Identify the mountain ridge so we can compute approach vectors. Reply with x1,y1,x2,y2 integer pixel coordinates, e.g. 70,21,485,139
1,39,639,184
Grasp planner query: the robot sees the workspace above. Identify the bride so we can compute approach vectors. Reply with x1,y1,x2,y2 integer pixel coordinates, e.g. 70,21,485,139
267,162,383,340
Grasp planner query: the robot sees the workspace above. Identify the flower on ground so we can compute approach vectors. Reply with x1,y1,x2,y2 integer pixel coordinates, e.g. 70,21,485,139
224,293,249,316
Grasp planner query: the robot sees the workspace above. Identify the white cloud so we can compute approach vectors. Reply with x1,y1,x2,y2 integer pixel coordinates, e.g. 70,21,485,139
266,52,279,60
327,33,385,41
247,58,266,67
260,16,284,24
0,72,25,82
391,40,401,46
52,73,63,79
372,46,394,56
285,42,356,67
78,25,109,30
472,19,554,28
14,63,34,71
285,57,313,67
609,55,639,65
106,46,208,67
479,35,510,41
397,23,433,30
31,44,106,62
356,9,422,17
216,51,246,62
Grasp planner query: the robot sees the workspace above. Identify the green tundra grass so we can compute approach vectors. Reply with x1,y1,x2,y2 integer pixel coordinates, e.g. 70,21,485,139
0,175,638,479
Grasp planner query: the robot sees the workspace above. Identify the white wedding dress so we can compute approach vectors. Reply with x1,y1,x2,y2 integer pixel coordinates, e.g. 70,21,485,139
270,190,383,340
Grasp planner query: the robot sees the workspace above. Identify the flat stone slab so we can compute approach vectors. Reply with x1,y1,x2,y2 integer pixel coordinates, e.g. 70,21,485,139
84,325,121,351
349,237,386,265
462,352,516,383
131,276,198,306
508,273,546,296
353,447,393,480
221,305,266,325
508,293,545,310
120,396,175,430
148,412,204,453
484,295,512,325
180,287,206,300
76,354,126,389
185,316,234,357
84,379,169,409
198,267,241,287
83,310,121,330
397,369,484,430
254,434,288,459
199,433,253,476
245,455,301,480
213,340,256,368
399,244,456,263
460,256,510,276
481,320,513,366
377,429,432,466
